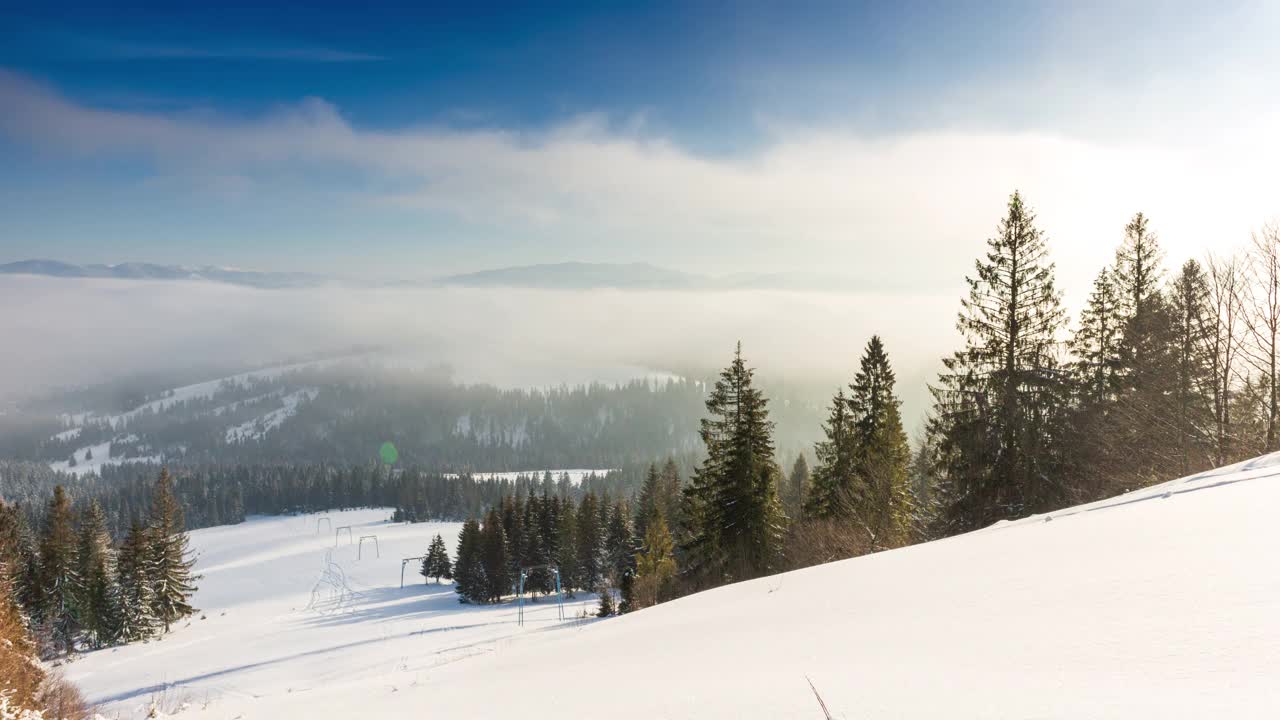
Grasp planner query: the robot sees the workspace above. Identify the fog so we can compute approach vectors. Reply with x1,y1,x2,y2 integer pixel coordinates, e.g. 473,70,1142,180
0,275,959,428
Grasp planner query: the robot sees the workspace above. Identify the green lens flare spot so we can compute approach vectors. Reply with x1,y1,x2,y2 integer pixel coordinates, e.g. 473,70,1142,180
379,441,399,465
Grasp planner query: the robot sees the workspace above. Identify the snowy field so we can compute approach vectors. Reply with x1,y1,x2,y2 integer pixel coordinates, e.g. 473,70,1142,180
68,510,599,719
72,454,1280,718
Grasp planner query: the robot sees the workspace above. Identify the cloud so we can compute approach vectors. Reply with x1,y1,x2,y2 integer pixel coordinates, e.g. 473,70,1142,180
0,275,957,428
1,67,1278,307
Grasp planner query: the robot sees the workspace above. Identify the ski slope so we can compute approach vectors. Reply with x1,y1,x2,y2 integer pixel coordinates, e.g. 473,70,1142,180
72,455,1280,718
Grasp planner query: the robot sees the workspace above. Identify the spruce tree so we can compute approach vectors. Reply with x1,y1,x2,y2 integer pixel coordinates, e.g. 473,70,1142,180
37,485,80,657
1168,259,1214,474
634,511,676,608
554,497,579,596
595,586,615,617
147,468,198,633
480,509,509,603
680,343,785,584
1071,267,1124,406
76,501,122,649
785,454,810,521
421,534,451,583
575,492,603,592
633,464,661,543
604,501,634,582
847,337,913,545
805,389,858,519
930,191,1071,532
116,518,158,642
453,518,484,603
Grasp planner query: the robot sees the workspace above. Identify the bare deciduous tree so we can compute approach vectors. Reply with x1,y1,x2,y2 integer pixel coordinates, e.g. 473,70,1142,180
1242,223,1280,452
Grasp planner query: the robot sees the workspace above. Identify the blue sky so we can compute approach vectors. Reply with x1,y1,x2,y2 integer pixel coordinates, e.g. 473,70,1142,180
1,1,1277,291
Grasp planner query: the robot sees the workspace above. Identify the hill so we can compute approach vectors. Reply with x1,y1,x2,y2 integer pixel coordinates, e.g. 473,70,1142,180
68,453,1280,718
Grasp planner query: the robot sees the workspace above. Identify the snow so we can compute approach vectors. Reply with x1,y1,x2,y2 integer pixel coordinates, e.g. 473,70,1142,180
70,455,1280,718
68,510,599,719
441,469,617,485
47,441,159,478
224,388,318,443
52,427,82,442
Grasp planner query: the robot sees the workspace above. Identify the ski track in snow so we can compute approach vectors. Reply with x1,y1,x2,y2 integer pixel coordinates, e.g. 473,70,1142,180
70,454,1280,718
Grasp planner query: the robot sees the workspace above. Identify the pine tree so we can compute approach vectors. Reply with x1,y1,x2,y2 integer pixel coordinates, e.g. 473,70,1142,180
76,501,122,649
633,511,676,608
804,389,858,519
595,586,615,617
575,492,603,592
37,485,80,657
116,518,158,643
680,343,785,585
1071,267,1124,406
147,469,198,633
1168,259,1214,474
421,534,451,583
847,336,913,545
553,497,579,596
453,518,484,603
931,191,1071,532
604,501,634,583
618,570,636,614
1109,213,1179,485
633,464,661,543
784,454,810,521
480,509,509,603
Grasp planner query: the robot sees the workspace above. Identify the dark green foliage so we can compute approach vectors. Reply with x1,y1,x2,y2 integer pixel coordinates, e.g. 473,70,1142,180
421,533,452,583
930,192,1071,532
680,343,785,585
147,468,198,633
480,509,510,603
75,501,122,648
116,518,158,642
37,485,79,656
452,518,484,603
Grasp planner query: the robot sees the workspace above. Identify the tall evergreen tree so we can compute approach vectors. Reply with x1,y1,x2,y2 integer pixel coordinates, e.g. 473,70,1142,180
680,343,785,584
76,501,122,649
421,534,452,583
147,469,198,633
804,389,858,519
480,509,510,603
37,485,79,657
575,492,603,592
785,454,810,521
1168,259,1214,474
553,497,579,596
1071,267,1124,406
453,518,484,603
846,336,913,544
604,501,634,582
633,510,676,609
930,191,1070,532
116,518,158,643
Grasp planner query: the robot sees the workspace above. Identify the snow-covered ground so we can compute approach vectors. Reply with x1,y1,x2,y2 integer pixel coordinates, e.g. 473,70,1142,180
73,455,1280,718
224,388,318,443
48,441,160,478
69,510,598,719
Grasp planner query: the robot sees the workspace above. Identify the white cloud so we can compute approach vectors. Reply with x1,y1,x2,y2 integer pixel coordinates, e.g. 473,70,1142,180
1,67,1278,307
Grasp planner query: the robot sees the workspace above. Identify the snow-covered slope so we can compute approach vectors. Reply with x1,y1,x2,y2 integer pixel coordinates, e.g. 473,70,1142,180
72,455,1280,718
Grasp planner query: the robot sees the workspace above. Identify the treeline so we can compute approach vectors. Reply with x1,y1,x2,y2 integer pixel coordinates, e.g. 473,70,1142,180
18,371,828,471
0,460,642,541
926,195,1279,535
0,469,197,665
619,194,1280,615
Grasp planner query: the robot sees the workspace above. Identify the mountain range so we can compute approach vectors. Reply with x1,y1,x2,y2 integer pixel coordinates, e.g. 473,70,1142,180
1,259,859,292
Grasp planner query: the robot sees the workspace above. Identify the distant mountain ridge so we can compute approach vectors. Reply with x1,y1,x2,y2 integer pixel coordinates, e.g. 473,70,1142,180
2,258,860,292
0,259,327,289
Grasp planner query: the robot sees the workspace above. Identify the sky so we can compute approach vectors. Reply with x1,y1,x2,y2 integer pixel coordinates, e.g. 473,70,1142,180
2,1,1279,299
